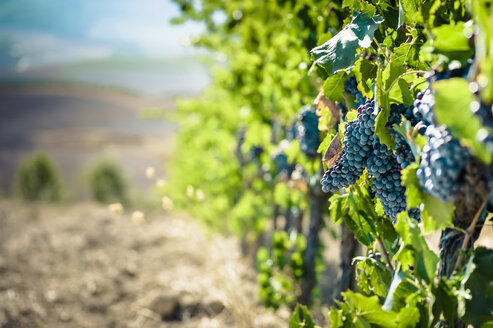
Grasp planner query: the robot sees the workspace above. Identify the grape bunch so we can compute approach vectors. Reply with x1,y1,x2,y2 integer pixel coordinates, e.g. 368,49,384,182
413,87,435,134
394,135,414,169
344,76,366,109
295,105,320,158
429,63,472,83
320,101,375,192
410,86,473,202
416,125,470,202
320,100,418,220
371,165,407,220
368,134,419,220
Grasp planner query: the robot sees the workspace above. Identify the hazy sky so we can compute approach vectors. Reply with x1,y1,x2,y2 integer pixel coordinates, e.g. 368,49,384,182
0,0,204,71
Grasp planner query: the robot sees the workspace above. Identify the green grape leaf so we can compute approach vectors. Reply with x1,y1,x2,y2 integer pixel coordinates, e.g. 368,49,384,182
400,0,420,25
342,291,398,327
375,61,408,148
329,193,348,223
415,248,440,285
430,22,474,60
400,163,421,209
392,280,421,313
355,257,392,297
323,71,348,102
433,78,491,163
310,13,384,74
329,307,343,327
398,0,405,28
375,67,392,147
383,270,406,311
389,78,413,106
391,43,427,70
374,0,400,29
394,213,439,283
397,307,420,328
343,213,374,246
461,247,493,326
431,279,458,325
354,58,378,98
290,304,315,328
422,194,454,233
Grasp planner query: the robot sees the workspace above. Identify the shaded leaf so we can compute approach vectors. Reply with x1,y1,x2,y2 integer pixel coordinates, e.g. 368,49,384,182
383,270,406,311
462,247,493,326
322,71,348,103
311,13,383,74
354,58,378,98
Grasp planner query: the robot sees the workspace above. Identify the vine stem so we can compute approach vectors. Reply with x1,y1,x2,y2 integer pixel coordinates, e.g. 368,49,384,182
373,37,390,63
384,70,427,94
454,196,489,270
377,236,394,271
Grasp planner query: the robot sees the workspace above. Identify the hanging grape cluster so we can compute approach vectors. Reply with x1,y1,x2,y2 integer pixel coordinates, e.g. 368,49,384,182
320,101,375,192
412,86,472,202
344,76,366,109
320,99,418,220
295,105,320,158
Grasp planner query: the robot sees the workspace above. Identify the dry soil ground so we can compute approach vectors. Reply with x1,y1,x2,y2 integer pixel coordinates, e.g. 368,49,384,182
0,200,289,328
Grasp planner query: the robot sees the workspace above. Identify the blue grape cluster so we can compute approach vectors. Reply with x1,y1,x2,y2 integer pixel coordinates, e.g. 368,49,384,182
320,100,418,220
367,137,394,177
344,76,366,109
371,164,407,220
368,133,415,220
295,105,320,158
411,86,472,202
394,135,414,169
320,101,375,192
413,88,435,134
416,125,470,202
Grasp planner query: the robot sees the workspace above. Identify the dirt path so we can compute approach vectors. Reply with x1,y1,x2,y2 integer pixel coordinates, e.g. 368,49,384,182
0,201,288,327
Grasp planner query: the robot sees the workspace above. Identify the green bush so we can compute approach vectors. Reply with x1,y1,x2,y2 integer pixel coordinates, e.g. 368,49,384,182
87,159,128,205
16,153,62,202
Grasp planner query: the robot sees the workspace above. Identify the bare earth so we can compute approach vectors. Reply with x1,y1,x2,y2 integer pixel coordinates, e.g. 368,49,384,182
0,201,288,328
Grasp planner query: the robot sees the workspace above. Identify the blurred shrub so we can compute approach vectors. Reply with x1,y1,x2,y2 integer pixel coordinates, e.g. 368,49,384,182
87,159,128,205
16,153,62,202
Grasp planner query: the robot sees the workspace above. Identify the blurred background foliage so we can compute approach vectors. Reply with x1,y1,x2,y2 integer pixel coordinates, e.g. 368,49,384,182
158,0,349,308
16,153,62,202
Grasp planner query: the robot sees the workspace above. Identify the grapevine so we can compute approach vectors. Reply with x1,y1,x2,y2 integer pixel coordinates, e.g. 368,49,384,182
167,0,493,326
